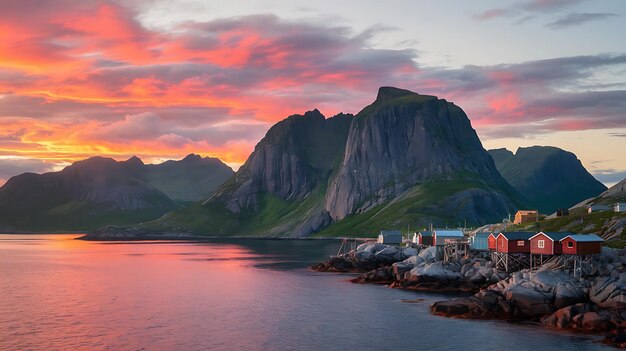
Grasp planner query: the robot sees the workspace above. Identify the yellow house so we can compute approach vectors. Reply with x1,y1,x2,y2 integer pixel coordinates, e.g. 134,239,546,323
513,210,538,224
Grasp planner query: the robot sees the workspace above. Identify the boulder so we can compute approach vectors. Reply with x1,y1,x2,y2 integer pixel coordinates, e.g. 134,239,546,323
554,281,587,309
357,243,388,254
590,276,626,309
602,247,620,264
580,311,613,332
418,246,437,262
374,246,402,264
431,290,511,319
352,249,374,263
409,261,462,283
392,262,415,281
430,299,470,317
530,270,571,291
402,255,423,266
402,247,418,258
505,285,555,317
352,267,394,284
542,303,591,329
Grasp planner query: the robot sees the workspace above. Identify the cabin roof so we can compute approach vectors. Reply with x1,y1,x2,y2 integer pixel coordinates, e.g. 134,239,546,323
530,231,572,241
498,232,534,240
419,231,433,237
560,234,604,242
380,230,402,237
474,232,491,239
516,210,538,215
434,230,464,237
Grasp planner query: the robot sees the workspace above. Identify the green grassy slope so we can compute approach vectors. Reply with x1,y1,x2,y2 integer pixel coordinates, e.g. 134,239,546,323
140,186,328,237
315,177,513,237
507,207,626,248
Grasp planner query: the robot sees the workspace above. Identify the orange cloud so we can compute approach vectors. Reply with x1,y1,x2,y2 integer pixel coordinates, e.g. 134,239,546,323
0,1,624,181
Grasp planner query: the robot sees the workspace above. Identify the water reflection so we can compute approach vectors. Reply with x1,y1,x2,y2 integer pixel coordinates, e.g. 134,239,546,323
0,234,611,351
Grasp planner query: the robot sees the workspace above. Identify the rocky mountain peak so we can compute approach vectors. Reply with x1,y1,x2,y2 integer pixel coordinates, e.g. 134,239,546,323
375,86,416,103
325,88,515,222
182,154,202,162
488,146,606,213
207,109,353,214
303,108,324,120
125,155,144,167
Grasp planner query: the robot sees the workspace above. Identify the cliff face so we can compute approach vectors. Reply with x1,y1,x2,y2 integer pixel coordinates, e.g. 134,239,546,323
208,110,352,213
181,87,520,237
324,87,516,222
489,146,607,213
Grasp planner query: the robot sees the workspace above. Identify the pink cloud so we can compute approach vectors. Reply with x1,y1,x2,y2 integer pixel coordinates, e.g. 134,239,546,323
0,1,624,179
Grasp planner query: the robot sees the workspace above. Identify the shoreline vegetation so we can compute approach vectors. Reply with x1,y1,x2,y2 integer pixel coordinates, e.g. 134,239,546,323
312,242,626,349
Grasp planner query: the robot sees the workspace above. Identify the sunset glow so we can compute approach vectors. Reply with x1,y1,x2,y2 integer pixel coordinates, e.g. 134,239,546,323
1,0,625,185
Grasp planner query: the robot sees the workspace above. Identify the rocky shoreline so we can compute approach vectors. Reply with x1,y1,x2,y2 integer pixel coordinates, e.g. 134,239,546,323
313,242,626,349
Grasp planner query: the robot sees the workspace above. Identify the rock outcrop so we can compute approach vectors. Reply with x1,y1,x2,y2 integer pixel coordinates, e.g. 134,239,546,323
311,242,418,274
325,87,518,223
208,110,352,214
314,243,626,347
314,243,508,292
430,248,626,347
154,86,526,237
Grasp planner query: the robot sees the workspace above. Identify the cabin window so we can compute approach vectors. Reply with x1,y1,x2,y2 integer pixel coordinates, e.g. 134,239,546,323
567,241,574,248
538,240,545,249
517,241,524,246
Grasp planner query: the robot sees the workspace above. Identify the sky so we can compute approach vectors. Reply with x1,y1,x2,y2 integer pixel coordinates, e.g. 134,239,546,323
0,0,625,186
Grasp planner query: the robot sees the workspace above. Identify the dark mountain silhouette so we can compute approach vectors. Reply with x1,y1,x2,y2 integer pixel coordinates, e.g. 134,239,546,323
0,155,233,232
488,146,607,214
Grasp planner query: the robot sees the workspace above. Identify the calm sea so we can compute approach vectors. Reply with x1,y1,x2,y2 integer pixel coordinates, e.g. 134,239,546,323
0,234,611,350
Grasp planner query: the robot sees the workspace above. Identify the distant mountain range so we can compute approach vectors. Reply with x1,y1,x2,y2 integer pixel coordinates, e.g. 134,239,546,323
2,87,610,237
0,155,233,232
488,146,607,214
122,87,524,238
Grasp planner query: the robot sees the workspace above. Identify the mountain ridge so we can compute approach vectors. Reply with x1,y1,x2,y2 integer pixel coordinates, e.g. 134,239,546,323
488,146,606,214
0,154,233,232
129,87,526,238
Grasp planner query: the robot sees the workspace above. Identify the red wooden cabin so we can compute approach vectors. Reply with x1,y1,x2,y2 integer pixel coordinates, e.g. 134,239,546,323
417,231,433,246
529,232,570,255
488,233,497,251
495,232,533,253
560,234,604,255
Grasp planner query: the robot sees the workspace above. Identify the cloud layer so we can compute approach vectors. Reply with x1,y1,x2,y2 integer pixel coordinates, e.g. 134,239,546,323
0,0,624,183
473,0,619,29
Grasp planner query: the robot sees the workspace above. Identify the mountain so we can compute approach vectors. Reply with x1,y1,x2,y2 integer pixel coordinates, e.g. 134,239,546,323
574,177,626,208
0,155,233,232
138,154,234,203
591,177,626,205
488,146,607,214
130,87,523,238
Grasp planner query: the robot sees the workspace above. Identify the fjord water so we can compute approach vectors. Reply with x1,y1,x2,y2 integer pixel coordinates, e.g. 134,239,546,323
0,235,610,351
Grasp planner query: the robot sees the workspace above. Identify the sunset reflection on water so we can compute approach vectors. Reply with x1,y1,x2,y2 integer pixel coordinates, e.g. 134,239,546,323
0,235,611,351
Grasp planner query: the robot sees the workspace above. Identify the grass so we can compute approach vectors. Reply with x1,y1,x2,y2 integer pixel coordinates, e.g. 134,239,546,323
314,176,503,238
507,208,626,248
